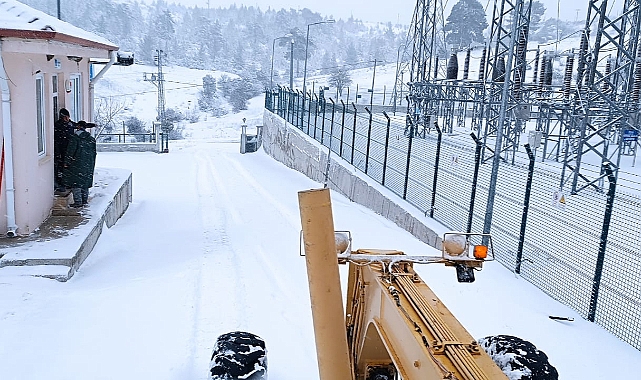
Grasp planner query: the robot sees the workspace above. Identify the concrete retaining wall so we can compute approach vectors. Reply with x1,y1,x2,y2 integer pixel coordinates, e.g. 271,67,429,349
68,173,133,278
97,143,159,153
262,110,445,249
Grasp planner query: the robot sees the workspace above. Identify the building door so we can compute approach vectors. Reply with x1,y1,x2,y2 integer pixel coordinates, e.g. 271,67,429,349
67,74,82,122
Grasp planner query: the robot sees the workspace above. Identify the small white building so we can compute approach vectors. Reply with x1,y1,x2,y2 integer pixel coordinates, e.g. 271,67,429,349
0,0,119,236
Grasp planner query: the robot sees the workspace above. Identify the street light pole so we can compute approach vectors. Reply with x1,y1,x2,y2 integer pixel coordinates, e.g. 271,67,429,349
270,35,291,89
302,20,335,97
302,20,334,127
370,58,377,108
290,38,294,89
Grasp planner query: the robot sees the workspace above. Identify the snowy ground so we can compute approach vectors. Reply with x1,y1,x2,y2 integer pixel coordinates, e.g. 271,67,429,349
1,57,641,379
0,92,640,379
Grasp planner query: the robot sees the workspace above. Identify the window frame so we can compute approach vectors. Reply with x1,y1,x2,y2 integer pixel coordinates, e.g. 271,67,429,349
35,74,46,156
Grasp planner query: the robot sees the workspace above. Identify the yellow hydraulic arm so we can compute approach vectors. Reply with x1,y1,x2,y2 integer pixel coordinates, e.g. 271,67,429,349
298,188,508,380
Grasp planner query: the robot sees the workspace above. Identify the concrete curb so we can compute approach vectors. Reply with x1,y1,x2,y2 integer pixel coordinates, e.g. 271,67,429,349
0,173,132,281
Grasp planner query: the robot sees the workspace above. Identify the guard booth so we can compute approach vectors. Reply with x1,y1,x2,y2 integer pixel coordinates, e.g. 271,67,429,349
240,118,263,154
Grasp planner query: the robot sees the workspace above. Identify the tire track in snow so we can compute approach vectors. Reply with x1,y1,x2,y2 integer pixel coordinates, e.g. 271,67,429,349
187,148,250,378
222,155,300,229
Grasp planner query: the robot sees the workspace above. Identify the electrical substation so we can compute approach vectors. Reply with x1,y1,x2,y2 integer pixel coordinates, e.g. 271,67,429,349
396,0,640,195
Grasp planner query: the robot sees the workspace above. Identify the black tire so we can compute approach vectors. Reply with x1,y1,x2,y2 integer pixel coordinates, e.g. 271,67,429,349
478,335,558,380
209,331,267,380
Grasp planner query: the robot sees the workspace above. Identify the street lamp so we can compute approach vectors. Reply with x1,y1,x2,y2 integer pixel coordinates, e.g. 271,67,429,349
302,20,335,96
302,19,334,127
270,34,293,89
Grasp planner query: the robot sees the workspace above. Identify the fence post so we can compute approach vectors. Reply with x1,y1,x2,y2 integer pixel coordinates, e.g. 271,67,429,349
300,89,305,129
403,122,414,200
289,89,293,124
307,92,312,134
314,94,319,139
340,100,346,157
466,133,484,233
320,94,326,143
276,85,283,116
351,103,357,165
588,163,617,322
277,86,282,117
328,98,336,149
287,89,292,124
296,90,302,128
515,144,536,274
430,121,442,218
382,112,391,186
365,107,373,175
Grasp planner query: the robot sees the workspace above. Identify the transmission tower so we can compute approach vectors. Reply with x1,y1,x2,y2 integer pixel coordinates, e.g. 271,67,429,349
144,49,169,153
393,0,447,127
562,0,641,194
482,0,532,164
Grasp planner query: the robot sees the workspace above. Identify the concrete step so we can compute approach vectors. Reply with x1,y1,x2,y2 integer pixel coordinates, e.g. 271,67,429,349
52,190,80,216
0,169,133,281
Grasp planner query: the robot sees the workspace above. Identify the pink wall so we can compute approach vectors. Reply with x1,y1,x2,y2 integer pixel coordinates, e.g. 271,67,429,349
0,46,97,235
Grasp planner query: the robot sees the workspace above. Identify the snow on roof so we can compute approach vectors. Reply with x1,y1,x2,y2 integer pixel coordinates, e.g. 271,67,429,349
0,0,117,50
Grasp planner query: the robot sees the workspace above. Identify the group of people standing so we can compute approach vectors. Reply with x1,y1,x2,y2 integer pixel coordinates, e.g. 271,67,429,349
53,108,97,208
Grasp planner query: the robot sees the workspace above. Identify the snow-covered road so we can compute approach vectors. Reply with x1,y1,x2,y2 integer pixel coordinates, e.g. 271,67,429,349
1,140,640,379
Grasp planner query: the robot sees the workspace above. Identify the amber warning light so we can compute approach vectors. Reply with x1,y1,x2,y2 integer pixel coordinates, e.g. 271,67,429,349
473,245,488,260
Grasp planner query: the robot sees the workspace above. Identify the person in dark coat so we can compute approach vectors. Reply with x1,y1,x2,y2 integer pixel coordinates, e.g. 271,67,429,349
54,108,75,191
61,121,97,207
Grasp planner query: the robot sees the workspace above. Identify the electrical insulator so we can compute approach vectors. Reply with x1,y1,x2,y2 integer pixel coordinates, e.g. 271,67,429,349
576,30,589,90
545,59,553,86
433,56,439,79
463,48,471,80
538,55,547,95
632,49,641,104
602,59,612,93
563,56,575,101
446,53,458,80
533,49,540,84
493,56,506,83
479,47,487,81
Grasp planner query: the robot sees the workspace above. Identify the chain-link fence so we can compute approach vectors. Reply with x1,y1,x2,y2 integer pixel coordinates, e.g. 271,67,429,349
265,88,641,351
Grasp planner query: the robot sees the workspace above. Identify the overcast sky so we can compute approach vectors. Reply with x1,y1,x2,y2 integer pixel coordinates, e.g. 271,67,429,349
165,0,590,24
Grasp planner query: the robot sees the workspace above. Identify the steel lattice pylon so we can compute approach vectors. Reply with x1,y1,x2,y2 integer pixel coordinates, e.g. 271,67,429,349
482,0,532,165
394,0,447,131
563,0,641,194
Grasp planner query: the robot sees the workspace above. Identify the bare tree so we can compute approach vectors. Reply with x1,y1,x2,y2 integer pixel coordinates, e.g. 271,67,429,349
328,68,353,96
93,96,130,138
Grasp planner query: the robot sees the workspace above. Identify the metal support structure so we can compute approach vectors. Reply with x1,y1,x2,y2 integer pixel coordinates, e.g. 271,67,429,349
405,0,448,134
482,0,532,164
588,163,617,321
515,144,536,274
143,49,168,153
480,0,532,234
562,0,641,194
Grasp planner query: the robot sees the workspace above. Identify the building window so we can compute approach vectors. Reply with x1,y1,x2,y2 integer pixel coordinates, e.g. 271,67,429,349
52,75,59,121
68,74,82,122
36,75,45,156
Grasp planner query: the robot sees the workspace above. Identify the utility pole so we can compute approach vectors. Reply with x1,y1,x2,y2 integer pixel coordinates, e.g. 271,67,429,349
57,0,61,19
370,59,377,108
143,49,168,153
289,39,294,89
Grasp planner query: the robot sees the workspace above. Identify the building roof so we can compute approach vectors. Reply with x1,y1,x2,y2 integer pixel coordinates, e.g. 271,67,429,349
0,0,118,51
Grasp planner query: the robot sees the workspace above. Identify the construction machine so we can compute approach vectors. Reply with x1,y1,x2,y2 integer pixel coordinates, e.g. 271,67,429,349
298,188,508,380
209,187,556,380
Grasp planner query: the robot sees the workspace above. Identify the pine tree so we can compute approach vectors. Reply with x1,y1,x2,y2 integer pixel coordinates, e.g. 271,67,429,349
444,0,488,48
530,1,546,33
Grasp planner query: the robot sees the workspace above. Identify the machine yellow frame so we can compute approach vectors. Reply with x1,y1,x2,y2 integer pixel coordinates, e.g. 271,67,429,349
298,188,508,380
